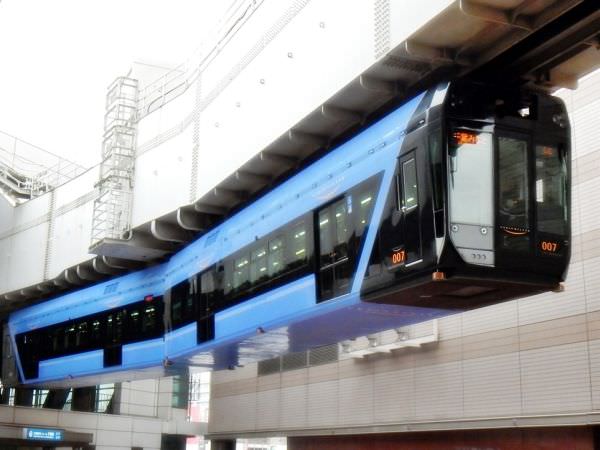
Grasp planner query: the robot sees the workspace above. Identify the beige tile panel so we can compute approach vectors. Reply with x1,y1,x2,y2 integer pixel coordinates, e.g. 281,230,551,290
279,385,308,429
463,352,522,417
307,361,339,383
573,149,600,186
462,327,519,360
368,347,414,374
338,357,373,378
519,313,587,351
211,377,257,399
413,338,463,368
338,375,374,425
372,367,416,423
280,367,308,388
256,388,281,429
307,380,338,428
256,372,281,392
520,342,592,414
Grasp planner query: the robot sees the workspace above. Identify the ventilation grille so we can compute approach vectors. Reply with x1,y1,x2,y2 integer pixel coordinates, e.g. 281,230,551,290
282,351,308,371
309,344,339,366
257,357,281,376
257,344,339,376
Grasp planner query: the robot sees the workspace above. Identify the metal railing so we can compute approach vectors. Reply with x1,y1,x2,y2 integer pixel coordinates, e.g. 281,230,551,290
0,130,87,205
137,0,264,119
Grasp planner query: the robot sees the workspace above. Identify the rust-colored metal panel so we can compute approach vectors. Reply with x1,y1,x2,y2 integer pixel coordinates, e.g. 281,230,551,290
288,427,594,450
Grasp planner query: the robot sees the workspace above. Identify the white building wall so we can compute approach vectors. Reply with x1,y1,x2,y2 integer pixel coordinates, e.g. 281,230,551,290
208,70,600,435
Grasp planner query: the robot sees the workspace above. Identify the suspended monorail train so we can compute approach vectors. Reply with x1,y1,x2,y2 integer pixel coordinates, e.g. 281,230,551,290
9,81,571,386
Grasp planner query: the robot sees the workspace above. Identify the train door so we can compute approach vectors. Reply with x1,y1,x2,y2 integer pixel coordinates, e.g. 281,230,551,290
397,151,422,265
495,130,532,260
317,197,353,301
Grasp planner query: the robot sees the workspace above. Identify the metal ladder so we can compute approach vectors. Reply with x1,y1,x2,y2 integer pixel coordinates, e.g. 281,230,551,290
90,76,139,248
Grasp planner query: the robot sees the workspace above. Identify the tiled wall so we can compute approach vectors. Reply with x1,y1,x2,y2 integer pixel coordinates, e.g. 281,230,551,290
209,70,600,435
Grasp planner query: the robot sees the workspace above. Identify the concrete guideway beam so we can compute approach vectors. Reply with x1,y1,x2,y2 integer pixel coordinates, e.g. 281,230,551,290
151,219,192,243
176,207,211,232
320,104,363,123
459,0,533,30
358,75,397,95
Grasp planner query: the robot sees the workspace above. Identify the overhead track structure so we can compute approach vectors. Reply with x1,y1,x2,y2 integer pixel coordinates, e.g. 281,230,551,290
1,0,598,311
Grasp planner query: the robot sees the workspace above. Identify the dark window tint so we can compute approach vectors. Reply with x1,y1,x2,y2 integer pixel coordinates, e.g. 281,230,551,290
401,158,418,210
536,145,567,235
498,136,530,251
429,131,443,211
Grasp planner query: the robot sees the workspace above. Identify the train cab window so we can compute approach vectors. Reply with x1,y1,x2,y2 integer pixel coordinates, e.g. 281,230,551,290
498,136,530,250
356,190,374,236
268,237,284,277
448,130,493,228
401,158,418,210
536,145,567,235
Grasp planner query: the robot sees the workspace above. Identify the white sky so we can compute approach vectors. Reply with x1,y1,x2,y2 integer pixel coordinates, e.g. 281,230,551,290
0,0,229,167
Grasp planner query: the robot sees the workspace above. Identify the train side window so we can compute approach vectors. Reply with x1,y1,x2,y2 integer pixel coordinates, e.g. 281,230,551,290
76,321,89,349
142,305,157,336
288,223,307,270
65,325,76,352
90,319,102,347
200,269,218,315
233,254,250,293
356,188,374,237
318,208,333,268
171,277,197,328
401,158,418,210
268,237,284,277
250,245,268,285
334,201,350,260
129,309,142,341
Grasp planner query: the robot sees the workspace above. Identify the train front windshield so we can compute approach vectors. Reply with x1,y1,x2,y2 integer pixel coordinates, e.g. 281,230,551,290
447,91,570,277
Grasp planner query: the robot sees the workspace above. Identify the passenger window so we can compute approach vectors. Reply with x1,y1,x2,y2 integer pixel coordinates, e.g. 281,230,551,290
334,200,350,260
401,158,418,210
250,246,268,284
143,305,157,335
91,319,102,346
76,322,88,348
233,254,250,292
268,237,284,277
289,223,307,268
356,189,374,236
129,309,142,337
65,325,76,351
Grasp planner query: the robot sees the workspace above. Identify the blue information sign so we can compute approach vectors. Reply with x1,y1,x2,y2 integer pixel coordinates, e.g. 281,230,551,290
23,427,64,441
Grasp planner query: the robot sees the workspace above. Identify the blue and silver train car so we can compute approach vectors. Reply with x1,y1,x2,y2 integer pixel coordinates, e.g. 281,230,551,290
9,81,571,386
